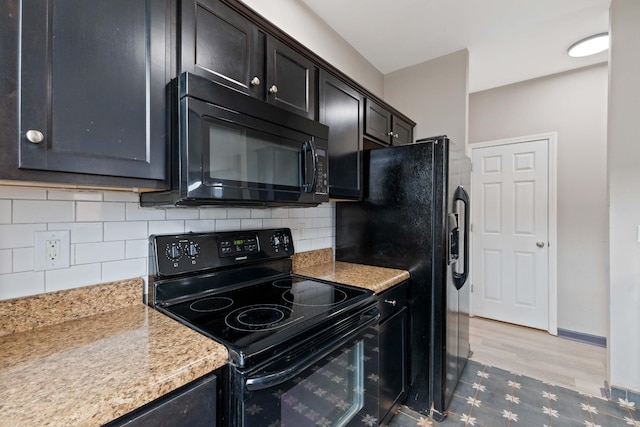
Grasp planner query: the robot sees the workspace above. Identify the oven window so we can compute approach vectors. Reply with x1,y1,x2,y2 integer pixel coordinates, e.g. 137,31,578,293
206,119,301,188
241,328,379,427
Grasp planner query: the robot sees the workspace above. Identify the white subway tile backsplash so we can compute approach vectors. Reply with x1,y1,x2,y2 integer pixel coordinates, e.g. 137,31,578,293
215,219,241,231
263,219,283,229
0,187,47,200
241,219,263,230
47,189,103,201
13,200,75,223
199,208,227,219
125,239,149,259
12,247,34,272
250,209,272,219
185,220,216,233
227,208,252,219
45,264,102,292
166,208,200,220
0,184,335,301
104,221,148,241
75,241,125,264
77,202,126,222
0,271,45,299
0,224,47,249
125,203,166,221
103,191,139,202
148,220,185,235
49,222,103,243
102,258,146,283
0,249,12,274
0,200,11,224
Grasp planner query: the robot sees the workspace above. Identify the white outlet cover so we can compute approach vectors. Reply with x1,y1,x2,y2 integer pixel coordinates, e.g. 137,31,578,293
34,230,70,271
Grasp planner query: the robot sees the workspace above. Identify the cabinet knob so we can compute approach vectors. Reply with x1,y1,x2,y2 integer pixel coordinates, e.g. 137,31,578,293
26,129,44,144
269,85,278,94
250,77,261,86
393,133,399,139
387,131,394,137
384,299,397,307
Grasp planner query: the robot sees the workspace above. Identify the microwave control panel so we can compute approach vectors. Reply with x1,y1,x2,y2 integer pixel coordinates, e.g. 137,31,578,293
315,149,328,195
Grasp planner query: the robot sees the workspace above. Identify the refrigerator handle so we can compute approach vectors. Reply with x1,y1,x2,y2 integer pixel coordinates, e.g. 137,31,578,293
453,186,470,290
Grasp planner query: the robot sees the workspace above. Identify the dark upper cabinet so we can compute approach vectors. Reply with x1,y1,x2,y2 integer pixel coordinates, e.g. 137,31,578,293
181,0,265,98
266,37,316,119
365,98,414,146
17,0,168,181
181,0,315,119
318,70,363,199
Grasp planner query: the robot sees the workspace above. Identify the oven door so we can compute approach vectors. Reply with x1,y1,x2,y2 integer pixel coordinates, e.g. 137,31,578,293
235,311,380,427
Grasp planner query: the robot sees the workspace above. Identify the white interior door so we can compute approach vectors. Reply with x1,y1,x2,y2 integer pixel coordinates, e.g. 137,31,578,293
471,138,549,330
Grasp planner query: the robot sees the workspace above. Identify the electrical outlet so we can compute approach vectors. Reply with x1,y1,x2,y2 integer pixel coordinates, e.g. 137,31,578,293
35,231,70,271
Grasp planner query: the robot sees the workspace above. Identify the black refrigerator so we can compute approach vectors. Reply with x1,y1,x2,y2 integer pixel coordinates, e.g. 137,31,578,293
335,136,470,420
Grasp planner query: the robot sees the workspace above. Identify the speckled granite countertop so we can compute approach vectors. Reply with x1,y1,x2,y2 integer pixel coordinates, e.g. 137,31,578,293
0,279,227,427
292,248,410,293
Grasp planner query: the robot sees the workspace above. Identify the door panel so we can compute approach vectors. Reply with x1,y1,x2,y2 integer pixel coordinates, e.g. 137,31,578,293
471,139,549,330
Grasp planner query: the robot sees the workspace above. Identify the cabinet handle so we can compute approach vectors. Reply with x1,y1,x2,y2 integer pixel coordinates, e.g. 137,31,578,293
387,131,394,137
250,77,261,86
384,299,397,307
269,85,278,94
26,129,44,144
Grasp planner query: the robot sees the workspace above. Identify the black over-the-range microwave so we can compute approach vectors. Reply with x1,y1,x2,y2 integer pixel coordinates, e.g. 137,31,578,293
140,72,329,207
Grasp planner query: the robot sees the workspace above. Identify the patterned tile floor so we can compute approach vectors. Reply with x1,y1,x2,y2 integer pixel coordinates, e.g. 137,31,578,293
387,360,639,427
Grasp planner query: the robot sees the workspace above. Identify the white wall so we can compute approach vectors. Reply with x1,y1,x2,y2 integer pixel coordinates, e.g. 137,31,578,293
468,64,609,337
608,0,640,394
0,186,335,300
383,49,469,147
239,0,384,97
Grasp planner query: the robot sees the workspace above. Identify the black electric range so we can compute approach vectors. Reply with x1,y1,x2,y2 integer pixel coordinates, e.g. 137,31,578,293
146,228,377,370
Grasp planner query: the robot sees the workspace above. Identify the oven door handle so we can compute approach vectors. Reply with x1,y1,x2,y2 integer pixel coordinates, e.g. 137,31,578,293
245,311,379,392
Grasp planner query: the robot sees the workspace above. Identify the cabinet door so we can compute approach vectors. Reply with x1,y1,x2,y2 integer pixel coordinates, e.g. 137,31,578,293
318,71,363,200
364,98,392,145
392,115,414,146
19,0,167,180
181,0,265,98
266,37,316,119
379,306,408,423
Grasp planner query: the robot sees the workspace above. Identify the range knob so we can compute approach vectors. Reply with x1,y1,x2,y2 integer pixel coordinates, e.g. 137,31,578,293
186,242,200,258
271,235,281,247
166,243,182,261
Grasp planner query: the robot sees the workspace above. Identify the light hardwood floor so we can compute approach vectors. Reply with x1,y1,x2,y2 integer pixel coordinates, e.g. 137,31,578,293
469,316,608,397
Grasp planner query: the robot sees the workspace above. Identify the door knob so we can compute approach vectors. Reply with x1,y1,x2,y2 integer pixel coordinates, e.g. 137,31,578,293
536,241,545,248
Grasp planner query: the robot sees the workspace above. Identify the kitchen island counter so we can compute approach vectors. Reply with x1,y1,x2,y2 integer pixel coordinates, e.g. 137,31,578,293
0,279,227,427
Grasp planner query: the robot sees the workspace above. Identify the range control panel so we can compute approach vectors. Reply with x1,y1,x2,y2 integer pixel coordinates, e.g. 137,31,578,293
151,228,295,276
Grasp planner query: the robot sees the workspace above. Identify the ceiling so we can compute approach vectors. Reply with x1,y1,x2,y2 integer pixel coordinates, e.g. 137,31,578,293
299,0,611,93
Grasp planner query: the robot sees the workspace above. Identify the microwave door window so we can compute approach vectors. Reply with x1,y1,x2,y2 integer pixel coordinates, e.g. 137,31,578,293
206,120,302,188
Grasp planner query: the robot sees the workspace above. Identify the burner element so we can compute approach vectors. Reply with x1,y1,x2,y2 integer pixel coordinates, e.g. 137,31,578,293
282,287,347,307
225,304,297,332
190,297,234,312
272,279,292,288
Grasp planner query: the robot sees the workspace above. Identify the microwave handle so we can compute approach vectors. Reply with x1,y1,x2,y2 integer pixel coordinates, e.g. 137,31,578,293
301,139,318,193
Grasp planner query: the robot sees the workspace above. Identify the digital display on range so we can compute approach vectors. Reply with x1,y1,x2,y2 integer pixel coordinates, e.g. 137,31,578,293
219,236,258,257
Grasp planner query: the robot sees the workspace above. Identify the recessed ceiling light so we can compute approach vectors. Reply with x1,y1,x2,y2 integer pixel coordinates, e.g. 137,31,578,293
568,33,609,58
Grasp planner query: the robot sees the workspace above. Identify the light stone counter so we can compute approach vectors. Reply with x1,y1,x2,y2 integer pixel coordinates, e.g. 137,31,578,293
0,279,227,426
293,248,410,294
